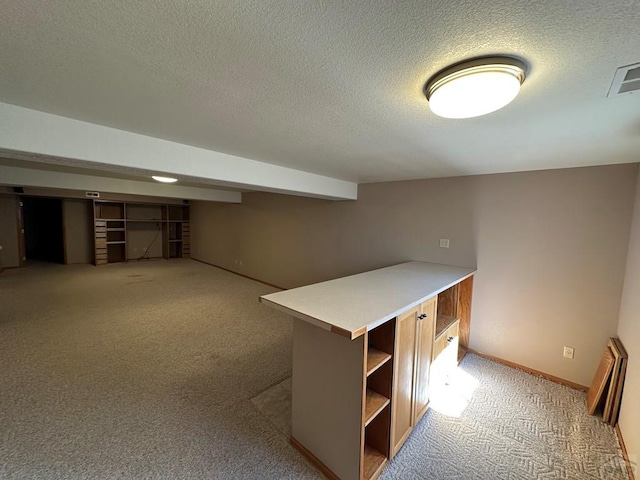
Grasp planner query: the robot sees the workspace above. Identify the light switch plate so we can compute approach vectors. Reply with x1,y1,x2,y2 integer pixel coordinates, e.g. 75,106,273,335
439,239,450,248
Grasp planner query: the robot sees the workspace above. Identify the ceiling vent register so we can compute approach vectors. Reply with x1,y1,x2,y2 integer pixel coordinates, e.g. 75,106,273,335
607,63,640,97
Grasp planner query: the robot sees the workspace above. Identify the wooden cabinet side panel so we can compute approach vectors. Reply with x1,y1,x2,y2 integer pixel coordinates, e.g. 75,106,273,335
390,307,417,458
292,320,365,480
457,276,474,349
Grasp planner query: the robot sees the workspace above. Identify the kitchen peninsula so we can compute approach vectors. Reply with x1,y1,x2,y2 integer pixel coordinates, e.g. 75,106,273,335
260,261,475,480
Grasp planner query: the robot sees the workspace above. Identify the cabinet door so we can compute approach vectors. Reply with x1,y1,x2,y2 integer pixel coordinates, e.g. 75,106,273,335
390,306,417,458
413,296,437,424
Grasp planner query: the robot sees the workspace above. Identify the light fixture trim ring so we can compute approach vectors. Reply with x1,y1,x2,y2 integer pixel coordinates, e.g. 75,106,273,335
424,56,527,100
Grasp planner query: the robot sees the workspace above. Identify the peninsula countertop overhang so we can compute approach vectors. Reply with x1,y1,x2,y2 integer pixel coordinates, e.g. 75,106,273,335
259,261,476,339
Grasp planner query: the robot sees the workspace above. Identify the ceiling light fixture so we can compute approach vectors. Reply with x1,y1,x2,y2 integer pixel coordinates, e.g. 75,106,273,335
424,56,527,119
152,175,178,183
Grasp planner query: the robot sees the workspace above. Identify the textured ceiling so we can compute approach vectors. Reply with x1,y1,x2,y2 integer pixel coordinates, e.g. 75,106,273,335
1,0,640,184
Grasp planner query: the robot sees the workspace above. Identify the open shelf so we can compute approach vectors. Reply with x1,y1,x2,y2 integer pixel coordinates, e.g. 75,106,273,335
95,202,124,220
106,240,126,245
106,220,125,229
107,243,125,263
167,205,189,221
435,314,458,337
367,348,392,376
363,444,387,480
107,230,125,243
364,390,390,427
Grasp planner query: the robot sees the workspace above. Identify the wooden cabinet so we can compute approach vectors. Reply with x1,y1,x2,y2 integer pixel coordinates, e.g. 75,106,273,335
390,306,418,457
390,296,437,458
413,296,437,424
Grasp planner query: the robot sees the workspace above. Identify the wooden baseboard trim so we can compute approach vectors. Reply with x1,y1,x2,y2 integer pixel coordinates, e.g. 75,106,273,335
191,258,285,291
616,425,637,480
467,349,589,392
290,436,340,480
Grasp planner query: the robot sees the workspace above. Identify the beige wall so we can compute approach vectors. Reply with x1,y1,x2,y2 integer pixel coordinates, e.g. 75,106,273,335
0,195,20,268
192,164,638,386
617,171,640,470
126,224,164,260
63,199,93,264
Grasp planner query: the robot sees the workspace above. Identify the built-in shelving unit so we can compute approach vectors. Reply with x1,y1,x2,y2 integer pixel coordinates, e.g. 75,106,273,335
93,200,190,265
361,320,395,479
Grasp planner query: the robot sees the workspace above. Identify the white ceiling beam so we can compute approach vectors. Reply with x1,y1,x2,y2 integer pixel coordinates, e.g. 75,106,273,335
0,103,358,200
0,165,241,203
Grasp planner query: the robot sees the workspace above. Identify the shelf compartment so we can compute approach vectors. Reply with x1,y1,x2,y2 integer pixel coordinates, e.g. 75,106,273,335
95,202,124,220
364,389,390,427
435,314,458,338
168,222,182,241
107,230,125,243
107,243,125,263
169,242,183,258
106,240,126,245
167,205,189,221
367,348,392,376
362,444,387,480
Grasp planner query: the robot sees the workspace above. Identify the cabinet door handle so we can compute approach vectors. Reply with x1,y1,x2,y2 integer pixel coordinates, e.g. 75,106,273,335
418,314,427,320
447,336,454,343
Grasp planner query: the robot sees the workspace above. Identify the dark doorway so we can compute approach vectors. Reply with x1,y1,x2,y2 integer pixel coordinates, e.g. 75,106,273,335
22,197,64,264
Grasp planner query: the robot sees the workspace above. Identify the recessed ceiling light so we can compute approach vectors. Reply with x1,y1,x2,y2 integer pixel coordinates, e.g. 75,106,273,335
424,56,527,119
152,175,178,183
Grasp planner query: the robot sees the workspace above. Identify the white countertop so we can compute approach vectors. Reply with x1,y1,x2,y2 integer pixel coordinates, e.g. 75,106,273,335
260,261,475,339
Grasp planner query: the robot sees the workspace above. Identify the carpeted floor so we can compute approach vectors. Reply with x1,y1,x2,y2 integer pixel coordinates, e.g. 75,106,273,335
0,260,322,479
0,260,628,479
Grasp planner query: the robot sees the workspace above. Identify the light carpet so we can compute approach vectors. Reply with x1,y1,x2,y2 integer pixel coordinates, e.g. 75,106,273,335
1,260,628,479
0,260,322,479
255,355,628,479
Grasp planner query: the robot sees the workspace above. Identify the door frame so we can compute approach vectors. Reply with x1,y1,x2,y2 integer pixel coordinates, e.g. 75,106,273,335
16,196,25,267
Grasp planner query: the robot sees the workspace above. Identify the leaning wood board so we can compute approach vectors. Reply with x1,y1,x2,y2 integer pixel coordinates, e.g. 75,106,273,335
609,338,628,426
603,338,623,423
587,346,615,415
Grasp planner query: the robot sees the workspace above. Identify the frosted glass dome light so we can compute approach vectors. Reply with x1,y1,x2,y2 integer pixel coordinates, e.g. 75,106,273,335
425,57,527,119
152,175,178,183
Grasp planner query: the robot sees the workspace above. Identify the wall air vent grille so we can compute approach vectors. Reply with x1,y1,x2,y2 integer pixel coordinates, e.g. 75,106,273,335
607,63,640,97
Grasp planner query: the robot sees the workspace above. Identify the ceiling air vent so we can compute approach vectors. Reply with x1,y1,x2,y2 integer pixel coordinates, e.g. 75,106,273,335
85,191,100,198
607,62,640,97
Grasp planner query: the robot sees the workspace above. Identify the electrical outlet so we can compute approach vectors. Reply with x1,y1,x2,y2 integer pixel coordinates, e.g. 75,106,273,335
563,346,575,359
439,239,450,248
